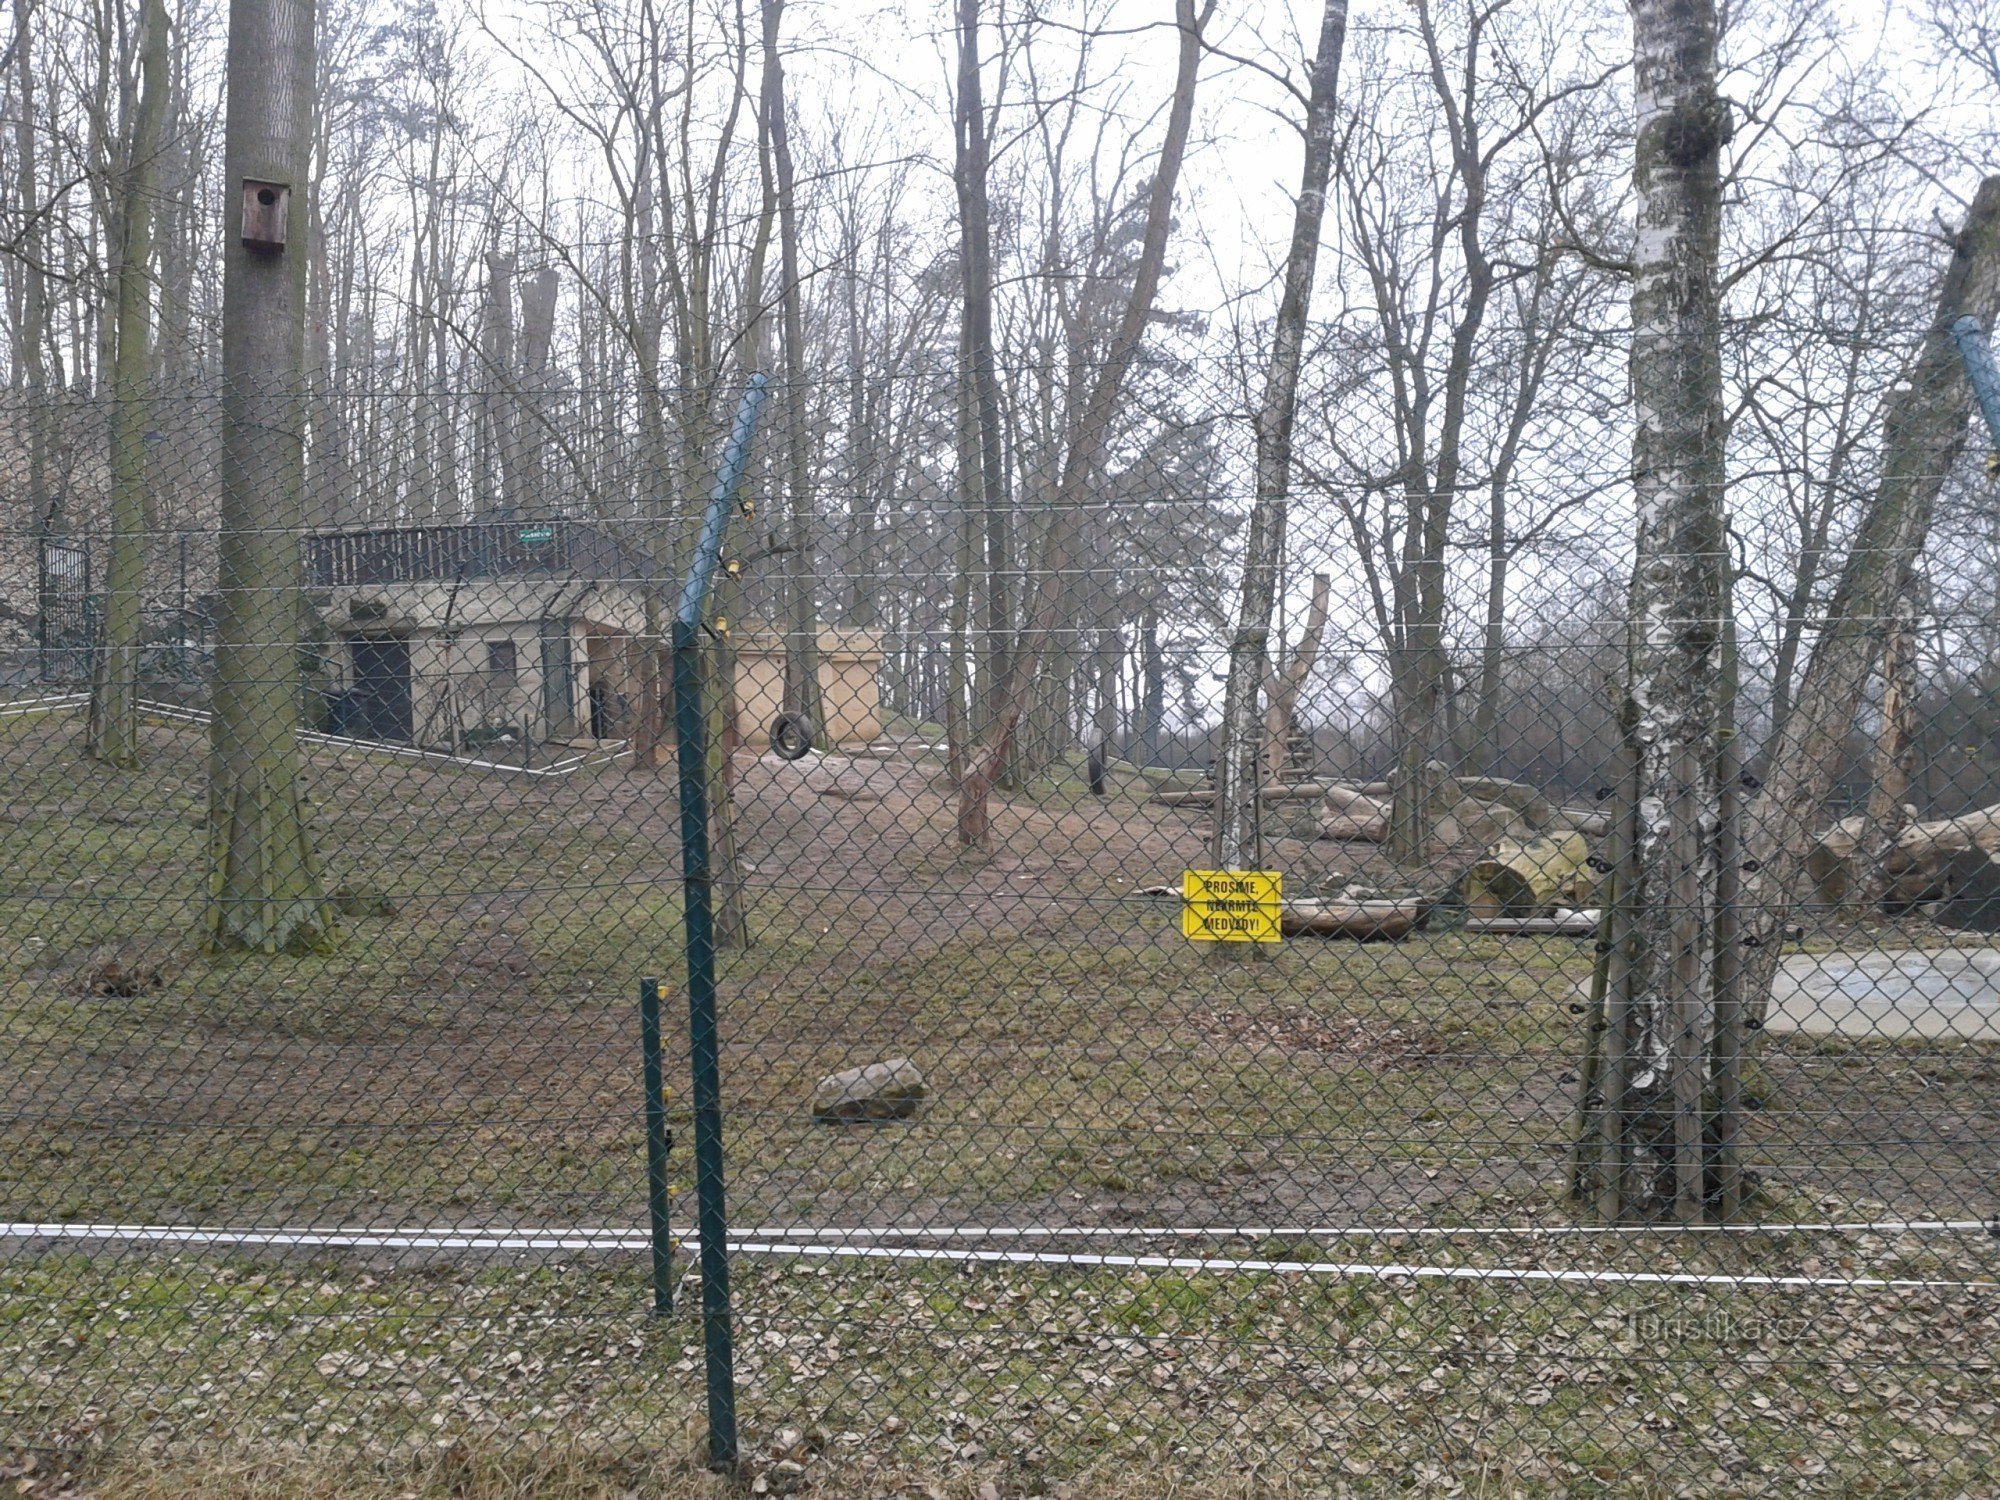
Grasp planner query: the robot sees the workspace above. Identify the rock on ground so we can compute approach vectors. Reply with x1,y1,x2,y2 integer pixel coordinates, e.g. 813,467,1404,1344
812,1057,929,1122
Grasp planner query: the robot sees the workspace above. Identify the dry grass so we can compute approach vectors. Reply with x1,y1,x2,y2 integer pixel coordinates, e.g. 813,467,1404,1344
4,706,1999,1496
9,1442,1325,1500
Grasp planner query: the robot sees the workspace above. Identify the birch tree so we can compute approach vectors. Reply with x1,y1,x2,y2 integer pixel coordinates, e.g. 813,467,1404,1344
204,0,337,953
1584,0,1732,1222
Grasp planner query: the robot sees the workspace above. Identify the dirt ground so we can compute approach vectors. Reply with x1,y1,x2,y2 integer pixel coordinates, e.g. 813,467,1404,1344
3,711,1996,1234
4,707,1999,1494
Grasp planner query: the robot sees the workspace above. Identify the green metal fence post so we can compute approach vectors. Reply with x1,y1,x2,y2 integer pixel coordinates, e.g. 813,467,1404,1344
639,976,674,1314
673,374,767,1474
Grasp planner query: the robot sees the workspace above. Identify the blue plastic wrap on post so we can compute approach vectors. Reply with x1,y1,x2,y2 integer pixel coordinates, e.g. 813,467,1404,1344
678,374,770,629
1949,315,2000,451
672,373,766,1475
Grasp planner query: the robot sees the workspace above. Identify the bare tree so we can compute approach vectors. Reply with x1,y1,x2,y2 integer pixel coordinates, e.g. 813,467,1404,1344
1739,177,2000,1017
957,0,1215,849
1212,0,1349,875
761,0,824,748
87,0,171,768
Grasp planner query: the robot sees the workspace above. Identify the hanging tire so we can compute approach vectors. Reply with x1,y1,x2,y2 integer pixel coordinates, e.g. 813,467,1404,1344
771,712,815,761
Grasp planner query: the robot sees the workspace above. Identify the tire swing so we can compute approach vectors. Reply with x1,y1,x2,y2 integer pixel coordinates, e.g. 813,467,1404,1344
770,712,816,761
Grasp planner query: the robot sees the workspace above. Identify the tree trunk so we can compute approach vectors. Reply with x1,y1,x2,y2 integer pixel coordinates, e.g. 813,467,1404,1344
87,0,169,770
967,0,1010,743
478,249,515,517
514,266,558,518
12,0,54,536
1214,0,1348,873
1262,571,1333,785
951,0,1011,758
1587,0,1731,1222
204,0,337,955
709,569,750,950
945,352,980,833
1386,499,1451,862
1090,623,1120,792
1740,176,2000,1019
1140,607,1165,766
762,0,824,747
1860,594,1918,853
628,167,671,773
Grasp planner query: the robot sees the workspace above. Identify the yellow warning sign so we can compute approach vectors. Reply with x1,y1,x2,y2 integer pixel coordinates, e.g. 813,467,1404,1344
1181,869,1283,943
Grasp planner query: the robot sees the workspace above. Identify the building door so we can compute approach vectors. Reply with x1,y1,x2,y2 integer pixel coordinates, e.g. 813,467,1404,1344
540,619,574,737
350,636,413,741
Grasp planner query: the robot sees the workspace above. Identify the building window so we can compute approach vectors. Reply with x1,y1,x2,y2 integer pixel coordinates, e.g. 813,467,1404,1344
487,639,517,681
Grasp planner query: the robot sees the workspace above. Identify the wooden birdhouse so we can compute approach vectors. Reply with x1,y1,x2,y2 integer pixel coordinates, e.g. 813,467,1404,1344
241,180,290,251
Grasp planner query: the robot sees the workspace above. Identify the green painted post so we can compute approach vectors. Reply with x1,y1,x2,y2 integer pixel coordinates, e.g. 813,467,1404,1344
639,976,674,1313
673,374,767,1474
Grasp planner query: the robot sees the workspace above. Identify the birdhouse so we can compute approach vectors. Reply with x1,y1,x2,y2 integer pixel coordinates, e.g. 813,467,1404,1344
241,180,289,250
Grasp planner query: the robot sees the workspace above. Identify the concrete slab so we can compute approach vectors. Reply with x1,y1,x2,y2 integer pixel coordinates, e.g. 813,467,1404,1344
1766,947,2000,1040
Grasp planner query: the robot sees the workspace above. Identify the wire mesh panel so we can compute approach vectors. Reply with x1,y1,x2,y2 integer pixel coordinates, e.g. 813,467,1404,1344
1,365,1997,1498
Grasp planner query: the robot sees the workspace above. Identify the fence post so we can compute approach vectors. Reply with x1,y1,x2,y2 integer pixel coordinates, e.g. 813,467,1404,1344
639,976,674,1314
1949,314,2000,448
673,374,768,1474
1708,529,1747,1222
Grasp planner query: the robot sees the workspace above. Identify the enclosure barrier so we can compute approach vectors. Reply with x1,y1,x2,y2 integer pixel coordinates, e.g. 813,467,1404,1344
3,358,1999,1496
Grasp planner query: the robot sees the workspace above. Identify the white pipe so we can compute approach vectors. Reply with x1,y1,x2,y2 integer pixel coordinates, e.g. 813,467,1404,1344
9,1218,1993,1246
0,694,89,718
695,1219,2000,1241
3,1222,1990,1291
0,1222,640,1252
716,1240,1992,1291
124,700,628,778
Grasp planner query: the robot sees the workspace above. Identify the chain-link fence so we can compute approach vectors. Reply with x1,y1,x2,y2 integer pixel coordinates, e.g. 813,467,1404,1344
2,365,1997,1496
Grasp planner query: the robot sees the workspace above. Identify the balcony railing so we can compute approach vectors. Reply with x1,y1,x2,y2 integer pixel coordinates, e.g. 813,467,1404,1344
306,519,653,588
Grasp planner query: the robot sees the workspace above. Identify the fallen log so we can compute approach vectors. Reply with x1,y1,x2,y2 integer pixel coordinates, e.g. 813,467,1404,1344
1317,783,1388,842
1461,831,1590,918
1280,899,1420,939
1880,803,2000,908
1807,801,2000,907
1151,783,1337,808
1463,909,1601,937
1554,806,1612,838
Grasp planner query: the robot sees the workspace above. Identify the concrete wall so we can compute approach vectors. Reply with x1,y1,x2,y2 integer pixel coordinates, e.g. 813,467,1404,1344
325,583,882,750
321,578,651,637
732,626,882,747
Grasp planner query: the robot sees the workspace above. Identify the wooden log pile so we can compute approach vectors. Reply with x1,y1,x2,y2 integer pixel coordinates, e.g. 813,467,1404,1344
1807,801,2000,910
1880,804,2000,908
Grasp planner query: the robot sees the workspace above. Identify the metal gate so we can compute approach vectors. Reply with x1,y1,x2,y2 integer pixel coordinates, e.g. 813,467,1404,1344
35,535,93,684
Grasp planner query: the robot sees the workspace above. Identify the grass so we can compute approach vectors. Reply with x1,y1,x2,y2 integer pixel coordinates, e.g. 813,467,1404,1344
4,1249,1996,1496
4,706,1998,1494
